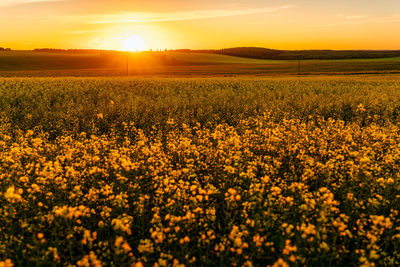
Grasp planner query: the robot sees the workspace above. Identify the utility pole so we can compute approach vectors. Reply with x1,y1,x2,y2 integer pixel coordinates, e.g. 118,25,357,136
126,52,129,76
297,56,301,74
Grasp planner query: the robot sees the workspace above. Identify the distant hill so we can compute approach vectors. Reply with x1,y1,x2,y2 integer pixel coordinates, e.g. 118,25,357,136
25,47,400,60
219,47,400,60
216,47,282,59
169,47,400,60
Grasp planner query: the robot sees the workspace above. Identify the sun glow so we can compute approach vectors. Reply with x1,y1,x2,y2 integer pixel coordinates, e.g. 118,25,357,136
122,35,147,51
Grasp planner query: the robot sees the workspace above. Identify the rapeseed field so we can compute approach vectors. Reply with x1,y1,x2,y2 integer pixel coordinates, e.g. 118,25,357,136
1,77,400,266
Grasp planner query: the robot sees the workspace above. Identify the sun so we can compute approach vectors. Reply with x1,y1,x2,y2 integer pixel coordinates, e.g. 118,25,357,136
122,35,147,51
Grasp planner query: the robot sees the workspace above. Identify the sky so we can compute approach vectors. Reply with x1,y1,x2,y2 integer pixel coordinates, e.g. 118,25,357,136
1,0,400,50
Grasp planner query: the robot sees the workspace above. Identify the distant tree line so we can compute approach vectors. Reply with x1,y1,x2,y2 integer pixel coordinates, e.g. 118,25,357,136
0,47,12,51
34,48,107,53
33,48,129,57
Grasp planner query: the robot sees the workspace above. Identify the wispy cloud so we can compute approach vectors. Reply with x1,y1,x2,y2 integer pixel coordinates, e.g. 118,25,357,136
0,0,65,7
315,14,400,27
77,5,294,24
66,30,102,35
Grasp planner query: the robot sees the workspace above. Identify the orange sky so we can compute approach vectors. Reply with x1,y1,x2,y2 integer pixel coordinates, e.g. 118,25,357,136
1,0,400,50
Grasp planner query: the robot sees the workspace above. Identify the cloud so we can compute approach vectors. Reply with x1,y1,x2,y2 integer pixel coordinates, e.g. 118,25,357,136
78,5,294,24
0,0,64,7
345,15,368,20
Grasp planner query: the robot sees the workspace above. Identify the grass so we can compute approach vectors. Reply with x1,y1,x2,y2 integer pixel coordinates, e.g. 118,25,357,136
2,51,400,77
163,52,282,64
0,51,277,72
0,50,124,71
1,76,400,266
